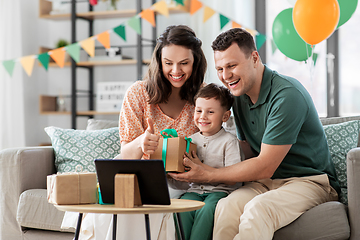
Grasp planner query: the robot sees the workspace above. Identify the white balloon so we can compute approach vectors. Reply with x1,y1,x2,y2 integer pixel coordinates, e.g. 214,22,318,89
287,0,297,6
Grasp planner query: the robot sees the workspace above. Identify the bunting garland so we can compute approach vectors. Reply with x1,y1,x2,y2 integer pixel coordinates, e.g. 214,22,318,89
80,38,95,57
49,48,66,68
153,1,169,17
0,0,266,77
127,16,141,35
3,60,16,77
20,56,36,76
219,14,230,30
66,43,81,63
113,24,126,41
97,31,111,49
38,52,50,70
190,0,202,15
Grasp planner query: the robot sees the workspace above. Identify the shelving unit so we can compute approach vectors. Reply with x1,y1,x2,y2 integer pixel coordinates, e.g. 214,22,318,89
38,0,189,129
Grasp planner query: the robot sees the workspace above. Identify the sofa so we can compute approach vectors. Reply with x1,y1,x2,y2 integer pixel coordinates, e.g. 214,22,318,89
0,116,359,240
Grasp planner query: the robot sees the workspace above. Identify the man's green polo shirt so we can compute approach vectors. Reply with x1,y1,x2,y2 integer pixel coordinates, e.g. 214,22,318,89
233,65,340,194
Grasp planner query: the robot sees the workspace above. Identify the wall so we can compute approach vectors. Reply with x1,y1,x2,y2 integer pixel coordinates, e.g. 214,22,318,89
21,1,49,146
20,0,192,146
20,0,251,146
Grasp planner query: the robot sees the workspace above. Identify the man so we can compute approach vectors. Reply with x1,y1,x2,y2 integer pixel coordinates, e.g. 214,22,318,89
169,28,340,240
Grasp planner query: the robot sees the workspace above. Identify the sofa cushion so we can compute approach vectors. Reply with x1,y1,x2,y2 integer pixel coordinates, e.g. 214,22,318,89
45,126,121,173
323,120,360,205
86,119,118,130
274,201,350,240
17,189,75,233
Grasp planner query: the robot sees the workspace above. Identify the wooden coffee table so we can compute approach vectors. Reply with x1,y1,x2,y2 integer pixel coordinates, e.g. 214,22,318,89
54,199,205,240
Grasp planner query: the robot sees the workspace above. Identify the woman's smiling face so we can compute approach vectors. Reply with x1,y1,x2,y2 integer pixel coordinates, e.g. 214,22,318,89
161,44,194,89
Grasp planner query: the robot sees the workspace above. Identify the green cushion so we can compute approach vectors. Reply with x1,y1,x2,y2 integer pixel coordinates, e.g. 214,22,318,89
44,126,121,173
323,120,360,205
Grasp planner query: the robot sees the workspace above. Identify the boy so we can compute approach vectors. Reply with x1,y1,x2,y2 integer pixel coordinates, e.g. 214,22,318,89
169,83,244,240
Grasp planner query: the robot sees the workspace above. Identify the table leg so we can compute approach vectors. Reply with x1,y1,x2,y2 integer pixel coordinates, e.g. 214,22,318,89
175,213,185,240
144,214,151,240
113,214,117,240
74,213,83,240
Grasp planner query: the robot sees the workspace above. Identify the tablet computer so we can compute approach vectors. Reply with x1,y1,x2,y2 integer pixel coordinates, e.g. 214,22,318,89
94,159,171,205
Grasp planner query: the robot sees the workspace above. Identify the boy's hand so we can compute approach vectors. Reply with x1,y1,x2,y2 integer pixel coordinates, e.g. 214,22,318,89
184,151,202,166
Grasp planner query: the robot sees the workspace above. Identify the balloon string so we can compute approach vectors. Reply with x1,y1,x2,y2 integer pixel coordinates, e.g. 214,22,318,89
305,43,315,98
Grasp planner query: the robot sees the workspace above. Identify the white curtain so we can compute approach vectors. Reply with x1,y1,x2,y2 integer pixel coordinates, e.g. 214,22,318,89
0,0,25,150
190,0,255,84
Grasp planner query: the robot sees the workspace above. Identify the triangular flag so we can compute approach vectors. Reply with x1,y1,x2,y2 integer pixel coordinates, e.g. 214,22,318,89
245,28,258,36
2,60,16,77
97,31,111,49
127,16,141,35
174,0,184,6
203,6,216,23
113,24,126,41
232,21,242,29
140,9,156,27
271,39,277,54
49,48,66,68
153,1,169,17
37,52,50,71
66,43,81,62
20,55,35,76
312,53,318,66
80,38,95,57
219,14,230,30
256,33,266,50
190,0,202,15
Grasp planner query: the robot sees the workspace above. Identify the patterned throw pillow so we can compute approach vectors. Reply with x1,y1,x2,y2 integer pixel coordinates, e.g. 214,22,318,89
323,120,360,205
45,126,121,173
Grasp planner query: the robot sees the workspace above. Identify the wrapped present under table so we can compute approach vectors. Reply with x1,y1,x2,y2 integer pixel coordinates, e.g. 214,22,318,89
47,171,97,205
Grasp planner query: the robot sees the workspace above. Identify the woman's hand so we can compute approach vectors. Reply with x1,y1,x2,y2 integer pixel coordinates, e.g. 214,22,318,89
120,118,159,159
140,118,160,155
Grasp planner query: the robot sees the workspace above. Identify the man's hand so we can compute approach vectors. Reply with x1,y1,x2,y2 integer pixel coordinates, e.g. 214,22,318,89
168,157,212,183
140,118,160,155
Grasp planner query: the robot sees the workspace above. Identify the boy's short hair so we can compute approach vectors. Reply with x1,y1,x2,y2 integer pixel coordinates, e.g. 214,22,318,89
194,83,234,111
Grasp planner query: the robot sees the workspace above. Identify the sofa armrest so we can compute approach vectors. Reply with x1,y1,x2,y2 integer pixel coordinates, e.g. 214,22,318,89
0,146,55,193
0,146,55,240
347,147,360,240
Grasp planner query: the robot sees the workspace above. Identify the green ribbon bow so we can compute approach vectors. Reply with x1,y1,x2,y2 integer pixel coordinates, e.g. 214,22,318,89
160,129,192,171
160,129,178,169
184,136,192,153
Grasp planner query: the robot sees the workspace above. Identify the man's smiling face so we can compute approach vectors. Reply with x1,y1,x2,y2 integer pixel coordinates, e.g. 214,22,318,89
214,42,258,97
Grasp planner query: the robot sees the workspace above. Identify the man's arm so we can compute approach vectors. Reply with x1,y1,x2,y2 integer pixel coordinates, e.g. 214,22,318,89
168,143,291,183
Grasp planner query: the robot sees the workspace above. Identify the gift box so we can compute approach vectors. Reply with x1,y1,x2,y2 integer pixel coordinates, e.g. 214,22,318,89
150,129,196,172
47,172,97,205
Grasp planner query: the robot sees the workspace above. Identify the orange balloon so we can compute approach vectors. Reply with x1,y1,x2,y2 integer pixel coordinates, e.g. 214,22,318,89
293,0,340,45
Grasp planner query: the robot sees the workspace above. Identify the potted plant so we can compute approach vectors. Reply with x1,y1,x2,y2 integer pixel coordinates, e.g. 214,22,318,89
56,39,69,49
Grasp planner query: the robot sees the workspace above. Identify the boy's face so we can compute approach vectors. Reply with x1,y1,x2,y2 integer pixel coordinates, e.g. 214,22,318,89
194,97,230,137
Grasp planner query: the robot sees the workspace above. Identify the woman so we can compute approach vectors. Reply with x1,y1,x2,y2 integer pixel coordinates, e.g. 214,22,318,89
62,25,207,240
119,24,206,160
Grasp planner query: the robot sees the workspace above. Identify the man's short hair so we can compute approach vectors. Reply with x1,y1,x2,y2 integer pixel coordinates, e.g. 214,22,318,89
195,83,234,111
211,28,257,58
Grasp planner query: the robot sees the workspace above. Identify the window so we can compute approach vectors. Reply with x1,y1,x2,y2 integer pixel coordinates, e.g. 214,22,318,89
339,5,360,116
265,0,327,117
